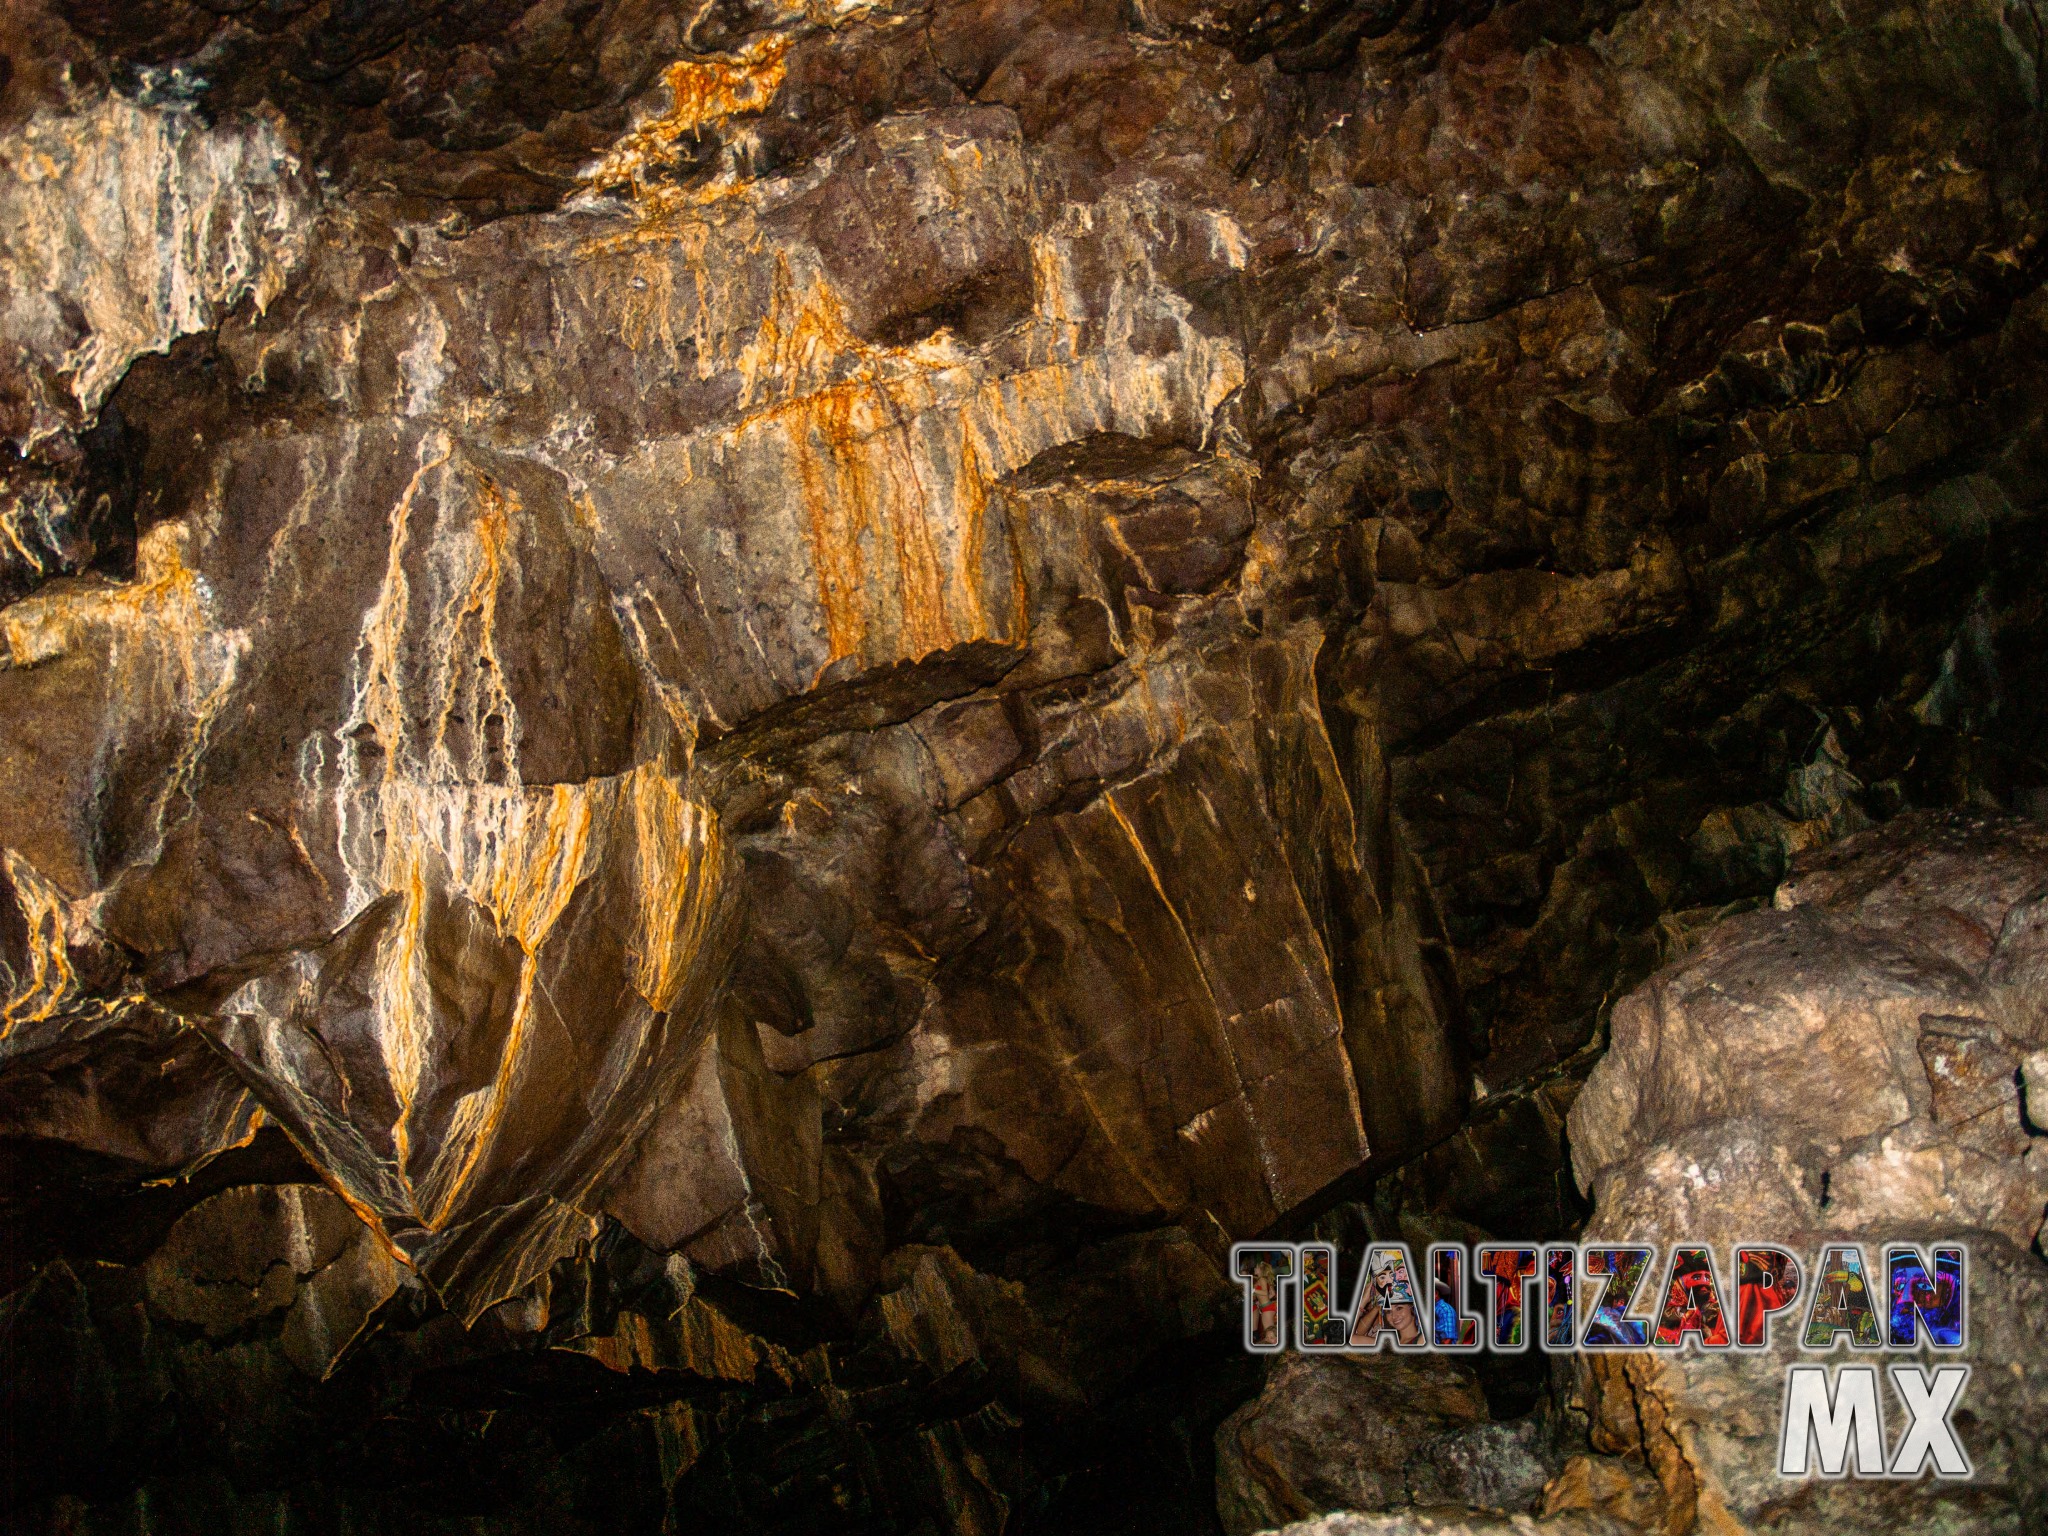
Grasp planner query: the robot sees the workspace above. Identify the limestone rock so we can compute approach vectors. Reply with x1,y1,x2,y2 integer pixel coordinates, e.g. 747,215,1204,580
1215,1353,1578,1535
0,92,313,453
1563,812,2048,1535
1572,811,2048,1253
2,0,2048,1527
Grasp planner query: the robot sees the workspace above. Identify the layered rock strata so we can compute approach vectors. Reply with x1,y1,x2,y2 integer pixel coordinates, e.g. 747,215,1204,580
2,0,2047,1528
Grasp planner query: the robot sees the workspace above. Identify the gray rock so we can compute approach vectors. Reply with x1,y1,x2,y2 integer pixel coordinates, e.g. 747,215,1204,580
1216,1352,1579,1536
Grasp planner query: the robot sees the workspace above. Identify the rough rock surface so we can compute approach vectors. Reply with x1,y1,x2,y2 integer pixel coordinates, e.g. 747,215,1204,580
1560,811,2048,1536
1215,1352,1581,1535
1242,816,2048,1536
1265,1515,1633,1536
2,0,2047,1529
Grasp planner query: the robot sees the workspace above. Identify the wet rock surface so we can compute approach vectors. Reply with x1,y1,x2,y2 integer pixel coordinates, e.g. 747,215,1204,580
1,0,2046,1530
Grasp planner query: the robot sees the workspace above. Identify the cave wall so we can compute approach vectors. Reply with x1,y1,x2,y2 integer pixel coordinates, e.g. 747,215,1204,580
2,0,2046,1529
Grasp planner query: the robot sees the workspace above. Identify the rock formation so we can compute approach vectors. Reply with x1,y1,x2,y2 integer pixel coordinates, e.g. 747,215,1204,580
1559,811,2048,1535
1221,812,2048,1536
1215,1351,1581,1534
1,0,2045,1529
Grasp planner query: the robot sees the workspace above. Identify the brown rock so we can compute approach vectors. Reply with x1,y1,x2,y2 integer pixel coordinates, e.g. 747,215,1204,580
3,0,2048,1527
143,1181,398,1376
1563,813,2048,1535
1216,1352,1570,1535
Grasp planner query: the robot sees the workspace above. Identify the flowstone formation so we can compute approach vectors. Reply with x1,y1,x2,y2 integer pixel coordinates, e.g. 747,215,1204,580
2,0,2046,1530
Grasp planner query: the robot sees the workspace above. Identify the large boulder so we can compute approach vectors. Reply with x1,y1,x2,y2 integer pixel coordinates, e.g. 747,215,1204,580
1562,811,2048,1535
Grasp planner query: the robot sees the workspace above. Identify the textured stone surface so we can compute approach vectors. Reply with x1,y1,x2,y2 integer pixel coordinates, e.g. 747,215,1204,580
1248,814,2048,1536
1215,1352,1580,1535
2,0,2047,1529
1267,1515,1633,1536
141,1181,401,1375
1561,812,2048,1536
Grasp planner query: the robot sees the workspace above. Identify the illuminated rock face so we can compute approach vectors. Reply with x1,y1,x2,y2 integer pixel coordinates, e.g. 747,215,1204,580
2,0,2047,1528
0,64,1374,1326
1558,811,2048,1536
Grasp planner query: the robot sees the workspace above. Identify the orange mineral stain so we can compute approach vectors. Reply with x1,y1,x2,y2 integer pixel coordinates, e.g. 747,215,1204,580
330,762,724,1239
582,38,792,204
732,259,1030,673
0,850,94,1033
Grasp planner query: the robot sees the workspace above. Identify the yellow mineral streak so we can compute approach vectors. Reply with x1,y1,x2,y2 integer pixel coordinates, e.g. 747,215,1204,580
348,449,438,794
4,521,209,679
615,222,703,358
952,422,1029,651
1,520,246,876
735,253,879,408
576,170,1249,693
397,793,591,1186
351,778,587,1209
376,853,434,1181
0,481,68,582
474,785,597,956
1029,232,1081,333
316,442,732,1237
1,851,83,1032
454,784,590,1222
629,769,726,1015
0,850,161,1037
785,380,946,664
341,445,525,794
729,259,1028,669
581,37,792,200
650,1402,705,1488
427,477,520,781
327,765,722,1232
